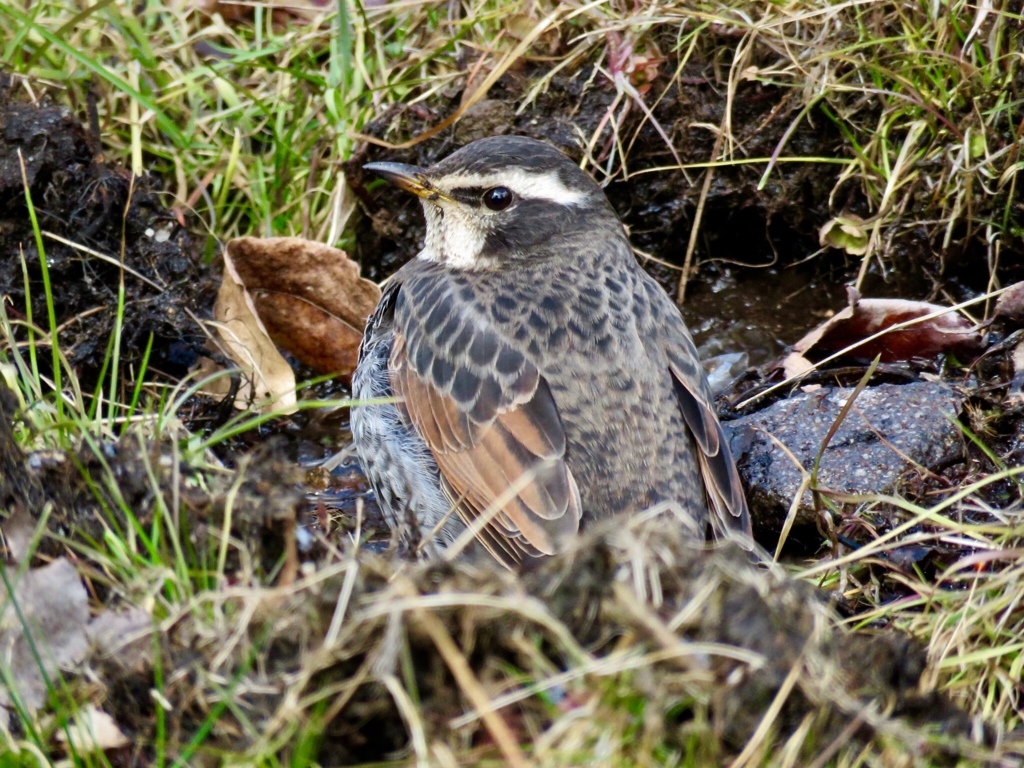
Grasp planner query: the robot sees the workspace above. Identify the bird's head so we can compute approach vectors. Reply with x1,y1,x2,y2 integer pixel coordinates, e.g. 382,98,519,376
364,136,620,270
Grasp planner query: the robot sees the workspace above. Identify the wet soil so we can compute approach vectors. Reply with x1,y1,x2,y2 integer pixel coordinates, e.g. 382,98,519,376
678,264,850,366
0,385,303,578
0,77,217,390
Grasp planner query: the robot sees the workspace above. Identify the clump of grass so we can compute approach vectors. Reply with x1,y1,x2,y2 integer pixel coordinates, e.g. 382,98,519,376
780,1,1023,292
22,510,1010,766
804,471,1024,743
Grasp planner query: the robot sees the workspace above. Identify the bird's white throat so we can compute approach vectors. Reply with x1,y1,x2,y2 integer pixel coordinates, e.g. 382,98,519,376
418,201,489,270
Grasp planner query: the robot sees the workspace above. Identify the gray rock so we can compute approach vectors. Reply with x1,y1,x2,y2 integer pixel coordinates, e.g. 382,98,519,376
725,382,965,529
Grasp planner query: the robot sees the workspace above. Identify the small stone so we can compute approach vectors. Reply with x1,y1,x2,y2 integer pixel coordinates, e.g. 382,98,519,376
726,382,964,529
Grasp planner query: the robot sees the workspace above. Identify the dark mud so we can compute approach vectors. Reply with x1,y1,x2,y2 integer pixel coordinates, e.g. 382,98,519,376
0,386,303,578
0,78,216,389
679,265,850,366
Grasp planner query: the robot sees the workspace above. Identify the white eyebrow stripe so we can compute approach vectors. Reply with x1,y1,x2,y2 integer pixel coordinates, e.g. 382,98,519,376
441,168,589,207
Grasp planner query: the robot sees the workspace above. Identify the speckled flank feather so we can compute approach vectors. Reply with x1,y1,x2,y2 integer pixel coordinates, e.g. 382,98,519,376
352,135,750,567
351,283,469,554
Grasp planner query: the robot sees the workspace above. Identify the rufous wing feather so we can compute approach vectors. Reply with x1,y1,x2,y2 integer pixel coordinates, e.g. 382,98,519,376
390,327,582,567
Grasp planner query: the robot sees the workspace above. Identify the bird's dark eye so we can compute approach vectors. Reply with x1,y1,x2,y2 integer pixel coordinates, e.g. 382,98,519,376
482,186,513,211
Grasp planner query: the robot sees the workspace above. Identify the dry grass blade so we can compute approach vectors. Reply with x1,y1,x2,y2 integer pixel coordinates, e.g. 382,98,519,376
727,644,806,768
410,597,531,768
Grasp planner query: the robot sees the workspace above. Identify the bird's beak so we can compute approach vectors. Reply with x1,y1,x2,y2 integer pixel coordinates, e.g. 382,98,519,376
363,161,453,203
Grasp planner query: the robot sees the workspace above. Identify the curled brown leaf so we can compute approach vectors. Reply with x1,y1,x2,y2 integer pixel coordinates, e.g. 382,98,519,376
225,237,380,379
784,294,982,376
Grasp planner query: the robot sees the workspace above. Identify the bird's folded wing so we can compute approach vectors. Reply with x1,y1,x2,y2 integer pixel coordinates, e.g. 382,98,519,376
390,279,581,566
666,335,751,538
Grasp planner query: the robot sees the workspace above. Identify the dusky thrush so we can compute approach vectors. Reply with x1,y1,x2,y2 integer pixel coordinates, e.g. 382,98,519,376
352,135,750,567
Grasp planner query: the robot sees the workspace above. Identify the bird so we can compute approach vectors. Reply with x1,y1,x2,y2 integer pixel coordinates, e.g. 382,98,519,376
352,135,749,568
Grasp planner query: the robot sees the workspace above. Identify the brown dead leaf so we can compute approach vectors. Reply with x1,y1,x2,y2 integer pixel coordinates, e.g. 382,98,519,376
0,558,90,711
786,290,982,373
208,256,297,412
781,351,816,381
225,237,380,378
202,236,380,412
994,280,1024,324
